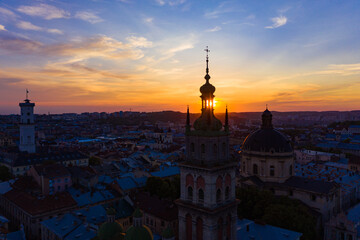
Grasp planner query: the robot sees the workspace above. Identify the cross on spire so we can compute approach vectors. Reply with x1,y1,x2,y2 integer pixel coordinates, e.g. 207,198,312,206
204,46,210,74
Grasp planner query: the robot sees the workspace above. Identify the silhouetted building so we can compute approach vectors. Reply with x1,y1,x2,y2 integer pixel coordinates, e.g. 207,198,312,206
176,49,238,240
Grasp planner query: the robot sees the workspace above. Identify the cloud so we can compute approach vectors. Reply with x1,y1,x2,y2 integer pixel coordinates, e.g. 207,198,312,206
155,0,186,6
16,21,42,31
314,63,360,76
144,17,154,24
0,24,6,31
47,29,63,35
166,43,194,55
0,7,17,20
0,34,43,53
0,33,151,61
75,11,103,24
205,26,221,32
204,2,240,19
15,21,63,34
265,16,287,29
17,4,70,20
126,36,152,48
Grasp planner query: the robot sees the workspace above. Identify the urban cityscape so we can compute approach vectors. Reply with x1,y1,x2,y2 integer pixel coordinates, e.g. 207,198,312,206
1,1,360,240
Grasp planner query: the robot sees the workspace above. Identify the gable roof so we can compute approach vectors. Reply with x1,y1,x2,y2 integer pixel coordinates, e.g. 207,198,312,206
284,176,337,194
3,189,76,216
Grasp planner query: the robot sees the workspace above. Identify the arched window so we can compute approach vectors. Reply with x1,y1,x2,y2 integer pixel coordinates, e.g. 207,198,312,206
225,186,230,200
222,143,226,156
218,217,223,240
187,186,193,200
253,164,258,175
186,214,192,240
216,176,223,189
196,217,203,240
213,144,217,155
198,189,204,204
226,214,231,239
270,165,275,176
289,165,293,175
186,174,194,187
27,119,30,124
225,174,231,187
190,143,195,152
216,189,221,204
196,176,205,189
201,144,205,154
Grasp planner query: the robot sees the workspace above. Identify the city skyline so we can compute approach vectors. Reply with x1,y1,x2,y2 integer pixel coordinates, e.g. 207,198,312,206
1,0,360,114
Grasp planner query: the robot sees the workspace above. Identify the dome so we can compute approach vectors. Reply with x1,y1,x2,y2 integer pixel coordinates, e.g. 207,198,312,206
242,108,292,153
98,222,124,240
243,128,292,153
200,79,215,95
125,225,153,240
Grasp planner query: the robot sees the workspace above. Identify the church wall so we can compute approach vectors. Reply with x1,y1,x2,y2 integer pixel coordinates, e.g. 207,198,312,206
242,152,294,183
186,135,229,165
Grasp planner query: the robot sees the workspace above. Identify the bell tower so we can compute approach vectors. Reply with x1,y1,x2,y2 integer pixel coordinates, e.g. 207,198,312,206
176,48,237,240
19,89,36,153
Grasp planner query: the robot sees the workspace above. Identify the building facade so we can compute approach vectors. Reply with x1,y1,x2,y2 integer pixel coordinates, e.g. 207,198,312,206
240,109,341,224
176,50,238,240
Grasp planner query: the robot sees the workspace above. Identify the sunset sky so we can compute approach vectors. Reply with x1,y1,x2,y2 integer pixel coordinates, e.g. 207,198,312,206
1,0,360,114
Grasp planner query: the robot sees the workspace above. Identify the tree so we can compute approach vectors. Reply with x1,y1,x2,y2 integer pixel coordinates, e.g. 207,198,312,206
145,176,180,200
236,187,319,240
0,166,11,181
89,156,101,166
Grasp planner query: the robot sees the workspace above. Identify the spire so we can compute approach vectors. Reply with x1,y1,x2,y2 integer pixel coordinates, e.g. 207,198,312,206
194,47,223,132
204,46,210,82
225,105,229,132
24,89,30,103
186,105,191,132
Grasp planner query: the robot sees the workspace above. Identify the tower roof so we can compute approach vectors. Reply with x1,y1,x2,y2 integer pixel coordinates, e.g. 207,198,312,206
192,47,224,133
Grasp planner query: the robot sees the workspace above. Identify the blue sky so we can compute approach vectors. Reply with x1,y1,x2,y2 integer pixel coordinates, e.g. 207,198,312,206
0,0,360,114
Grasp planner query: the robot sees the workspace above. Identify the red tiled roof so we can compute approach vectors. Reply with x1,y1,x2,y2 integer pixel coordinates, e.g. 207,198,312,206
34,164,70,178
3,189,77,216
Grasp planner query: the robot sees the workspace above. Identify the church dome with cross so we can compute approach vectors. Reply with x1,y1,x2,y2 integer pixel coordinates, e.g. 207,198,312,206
241,108,294,183
243,108,293,153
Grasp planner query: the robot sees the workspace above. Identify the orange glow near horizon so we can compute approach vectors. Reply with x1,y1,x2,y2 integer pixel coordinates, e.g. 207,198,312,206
1,1,360,114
